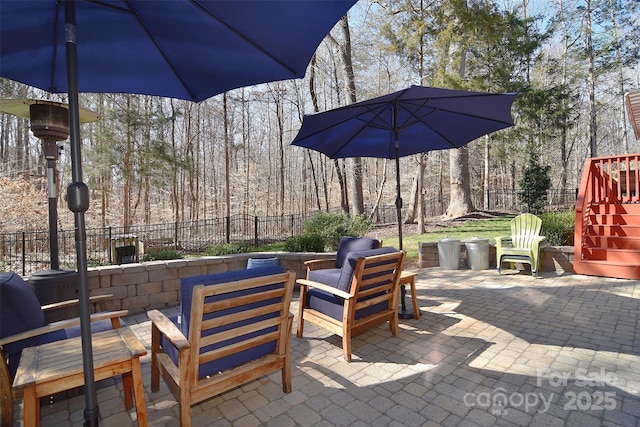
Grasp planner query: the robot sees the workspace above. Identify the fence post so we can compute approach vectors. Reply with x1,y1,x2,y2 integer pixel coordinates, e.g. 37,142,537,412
254,216,258,246
174,222,179,251
226,216,230,243
22,231,26,276
107,226,112,264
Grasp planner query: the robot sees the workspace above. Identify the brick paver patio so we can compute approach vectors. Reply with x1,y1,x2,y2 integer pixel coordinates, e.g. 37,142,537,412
11,268,640,426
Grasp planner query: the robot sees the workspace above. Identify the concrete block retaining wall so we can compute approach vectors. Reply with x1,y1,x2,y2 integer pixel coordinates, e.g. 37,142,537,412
418,241,574,273
87,245,575,315
87,252,334,314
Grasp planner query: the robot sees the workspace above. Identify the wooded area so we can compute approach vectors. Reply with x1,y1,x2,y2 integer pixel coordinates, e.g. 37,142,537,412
1,0,639,235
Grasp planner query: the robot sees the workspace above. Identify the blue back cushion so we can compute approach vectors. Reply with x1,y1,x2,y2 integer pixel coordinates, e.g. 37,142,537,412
335,237,380,268
180,265,284,336
336,247,398,293
247,257,280,269
177,266,285,378
0,272,45,337
307,268,341,287
0,272,117,378
1,272,47,377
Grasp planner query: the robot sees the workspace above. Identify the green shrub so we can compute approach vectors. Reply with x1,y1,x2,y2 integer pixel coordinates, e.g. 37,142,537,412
284,233,325,252
203,242,250,256
518,152,551,214
302,212,373,250
142,250,184,261
540,209,575,246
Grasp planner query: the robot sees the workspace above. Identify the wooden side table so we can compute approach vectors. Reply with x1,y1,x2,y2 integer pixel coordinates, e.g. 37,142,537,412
399,271,420,319
12,327,147,426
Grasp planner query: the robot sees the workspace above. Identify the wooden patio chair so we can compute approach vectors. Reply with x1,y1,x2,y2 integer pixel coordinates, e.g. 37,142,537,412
0,272,126,427
148,267,295,427
297,247,405,362
495,213,546,277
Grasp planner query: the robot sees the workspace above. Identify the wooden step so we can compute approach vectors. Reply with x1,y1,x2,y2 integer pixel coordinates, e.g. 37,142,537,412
589,203,640,215
573,259,640,280
581,247,640,263
583,235,640,249
586,224,640,237
587,213,640,226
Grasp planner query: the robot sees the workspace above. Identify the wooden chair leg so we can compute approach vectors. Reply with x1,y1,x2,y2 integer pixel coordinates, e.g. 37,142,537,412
179,391,191,427
282,315,293,393
151,324,160,392
342,332,352,362
390,315,399,337
130,358,148,427
296,286,307,339
122,372,134,410
22,386,37,427
0,353,13,427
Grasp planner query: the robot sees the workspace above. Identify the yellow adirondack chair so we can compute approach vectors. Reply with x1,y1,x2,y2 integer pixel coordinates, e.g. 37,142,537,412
495,213,546,277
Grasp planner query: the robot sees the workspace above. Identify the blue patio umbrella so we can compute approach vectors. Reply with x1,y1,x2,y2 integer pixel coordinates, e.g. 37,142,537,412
291,85,516,318
1,1,356,424
292,85,517,250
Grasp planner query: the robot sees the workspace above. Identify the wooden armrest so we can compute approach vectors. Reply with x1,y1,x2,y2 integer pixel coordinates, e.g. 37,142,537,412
41,294,113,312
0,310,128,346
147,309,190,350
304,258,336,271
296,278,352,300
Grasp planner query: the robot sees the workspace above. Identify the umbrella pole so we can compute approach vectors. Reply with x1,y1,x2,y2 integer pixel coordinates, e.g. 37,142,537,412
395,144,414,319
65,1,99,426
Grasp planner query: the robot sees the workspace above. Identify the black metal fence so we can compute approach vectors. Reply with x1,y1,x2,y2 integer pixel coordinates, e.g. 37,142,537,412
1,189,577,275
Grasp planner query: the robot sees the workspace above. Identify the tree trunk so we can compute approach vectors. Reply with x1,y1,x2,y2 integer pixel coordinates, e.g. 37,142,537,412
585,0,597,157
330,15,364,215
335,159,349,214
483,135,489,210
223,93,231,219
417,153,426,233
123,95,133,231
445,146,473,218
444,2,473,218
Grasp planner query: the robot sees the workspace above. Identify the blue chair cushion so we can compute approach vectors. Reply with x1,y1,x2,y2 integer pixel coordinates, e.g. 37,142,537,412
307,268,341,287
305,247,399,322
0,272,45,337
247,257,280,269
0,272,122,378
336,247,398,293
335,237,380,268
171,266,286,378
306,288,388,322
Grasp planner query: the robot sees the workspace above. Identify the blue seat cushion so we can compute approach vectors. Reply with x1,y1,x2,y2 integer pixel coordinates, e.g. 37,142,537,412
306,288,388,321
173,266,286,378
335,237,380,268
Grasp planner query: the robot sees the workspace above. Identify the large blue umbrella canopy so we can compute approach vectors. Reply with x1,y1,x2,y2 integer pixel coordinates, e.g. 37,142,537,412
1,0,356,102
1,1,356,424
291,85,517,249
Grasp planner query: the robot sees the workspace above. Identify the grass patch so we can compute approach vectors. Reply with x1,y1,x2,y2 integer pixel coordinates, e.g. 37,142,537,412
379,217,514,264
197,216,518,266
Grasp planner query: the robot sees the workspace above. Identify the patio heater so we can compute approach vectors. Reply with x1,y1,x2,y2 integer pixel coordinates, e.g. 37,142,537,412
0,99,98,320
